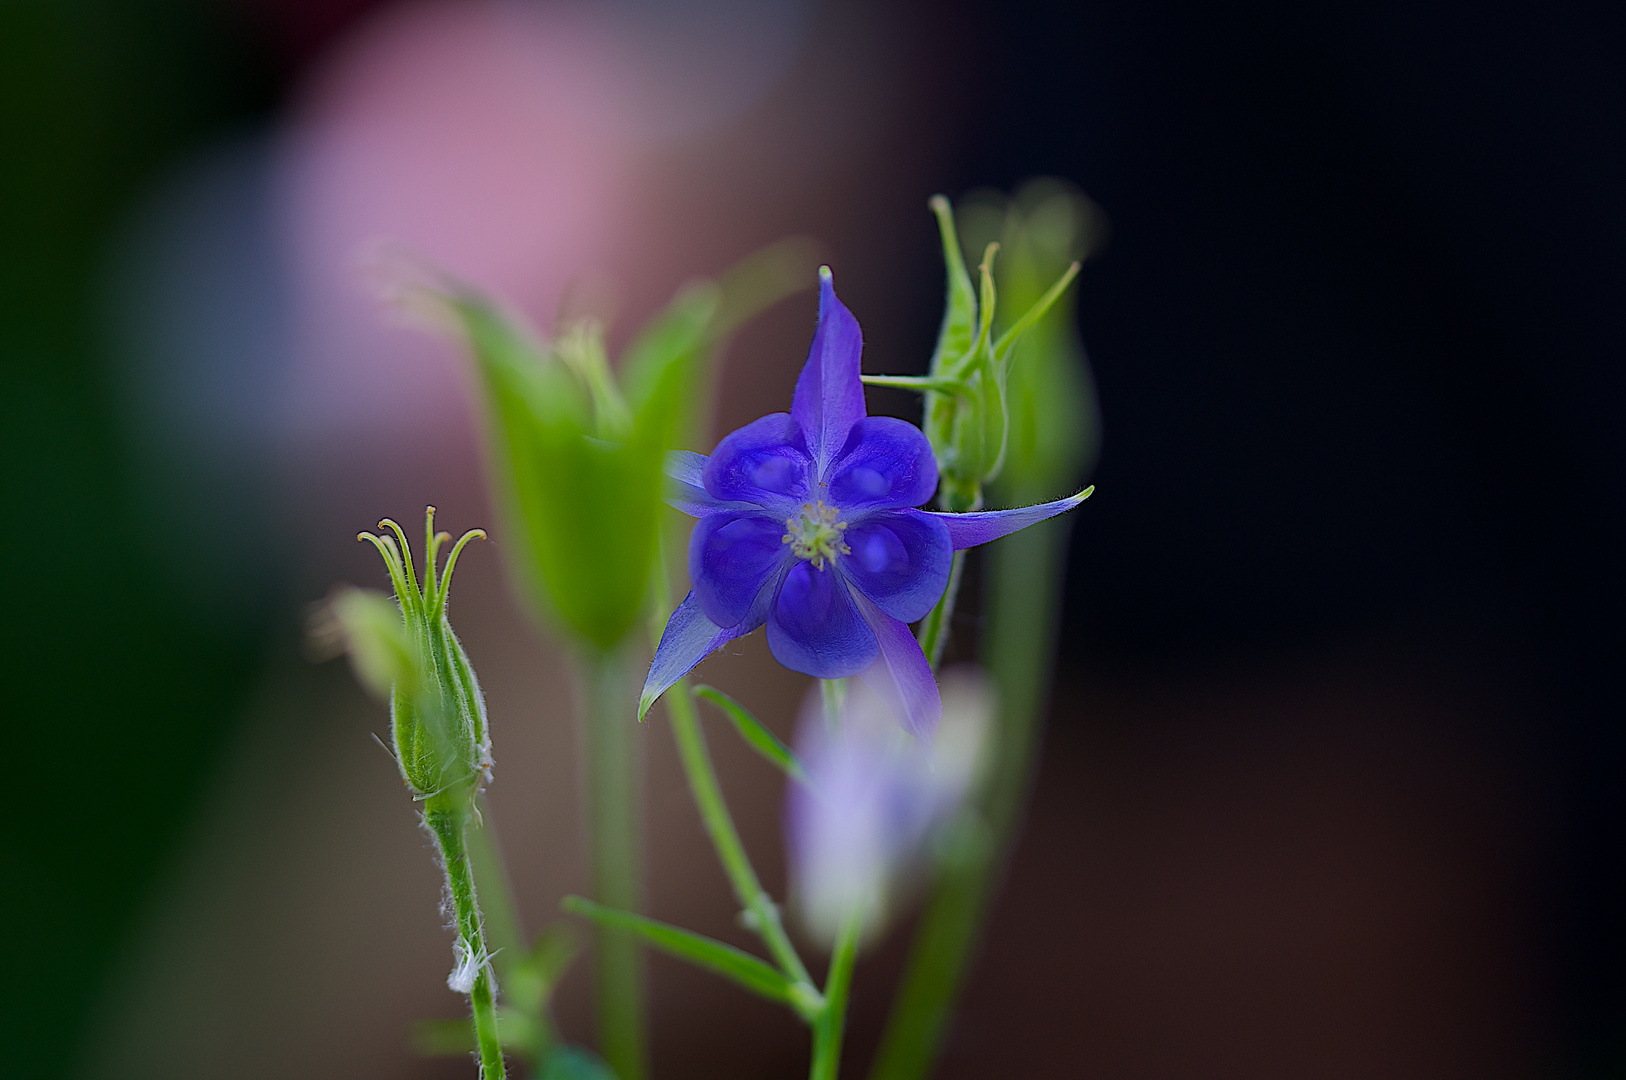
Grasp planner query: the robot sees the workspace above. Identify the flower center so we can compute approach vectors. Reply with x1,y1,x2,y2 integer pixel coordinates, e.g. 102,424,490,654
783,500,851,570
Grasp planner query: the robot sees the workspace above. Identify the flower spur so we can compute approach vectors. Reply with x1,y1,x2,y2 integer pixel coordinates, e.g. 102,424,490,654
641,268,1090,738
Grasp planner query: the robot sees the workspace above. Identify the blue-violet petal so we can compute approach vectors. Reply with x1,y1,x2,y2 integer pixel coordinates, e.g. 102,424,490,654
767,562,877,678
703,413,812,506
840,510,952,624
825,416,939,510
690,512,793,628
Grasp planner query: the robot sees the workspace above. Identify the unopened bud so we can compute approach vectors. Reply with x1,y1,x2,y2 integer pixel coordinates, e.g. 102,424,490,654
339,507,492,807
863,192,1088,511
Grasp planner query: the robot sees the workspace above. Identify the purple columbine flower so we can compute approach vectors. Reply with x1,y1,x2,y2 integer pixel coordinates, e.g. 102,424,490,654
641,268,1088,737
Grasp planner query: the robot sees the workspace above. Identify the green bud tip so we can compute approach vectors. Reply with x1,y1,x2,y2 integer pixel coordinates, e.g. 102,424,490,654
357,506,486,616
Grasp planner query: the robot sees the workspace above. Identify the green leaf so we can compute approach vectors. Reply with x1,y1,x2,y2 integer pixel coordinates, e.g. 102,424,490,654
691,685,809,785
562,896,800,1008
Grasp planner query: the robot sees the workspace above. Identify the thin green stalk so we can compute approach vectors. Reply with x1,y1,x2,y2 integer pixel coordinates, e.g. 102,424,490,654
667,684,818,996
809,910,862,1080
820,676,846,730
868,517,1072,1080
426,803,507,1080
915,551,966,669
581,648,646,1080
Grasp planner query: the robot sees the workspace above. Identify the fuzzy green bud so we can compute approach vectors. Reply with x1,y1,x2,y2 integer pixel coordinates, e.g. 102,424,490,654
338,507,491,807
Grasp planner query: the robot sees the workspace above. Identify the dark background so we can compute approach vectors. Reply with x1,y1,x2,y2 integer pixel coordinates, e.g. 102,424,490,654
4,0,1622,1076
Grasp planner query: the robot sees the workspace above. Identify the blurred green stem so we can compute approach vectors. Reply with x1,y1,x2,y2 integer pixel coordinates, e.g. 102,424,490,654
425,801,507,1080
809,910,862,1080
869,516,1072,1080
582,648,646,1080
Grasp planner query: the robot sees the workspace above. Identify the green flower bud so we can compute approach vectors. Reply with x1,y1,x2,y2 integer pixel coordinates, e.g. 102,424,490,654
338,507,491,806
957,180,1104,502
864,191,1091,511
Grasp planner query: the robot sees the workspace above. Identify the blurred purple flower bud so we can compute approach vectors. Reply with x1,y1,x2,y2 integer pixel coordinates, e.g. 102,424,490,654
786,670,993,945
642,268,1088,737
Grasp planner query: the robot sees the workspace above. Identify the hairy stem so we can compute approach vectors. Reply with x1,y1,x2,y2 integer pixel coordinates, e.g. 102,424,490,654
581,649,646,1080
426,803,507,1080
809,910,862,1080
868,517,1072,1080
668,684,818,995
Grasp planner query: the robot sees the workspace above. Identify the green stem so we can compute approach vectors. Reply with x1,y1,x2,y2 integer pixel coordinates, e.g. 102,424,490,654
426,802,508,1080
809,910,862,1080
667,684,818,997
915,550,966,670
581,649,646,1080
868,517,1072,1080
820,676,846,729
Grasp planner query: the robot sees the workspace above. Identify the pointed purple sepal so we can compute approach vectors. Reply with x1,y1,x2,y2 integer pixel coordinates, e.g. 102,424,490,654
918,487,1093,551
640,590,763,719
791,268,866,475
666,450,721,517
854,594,942,740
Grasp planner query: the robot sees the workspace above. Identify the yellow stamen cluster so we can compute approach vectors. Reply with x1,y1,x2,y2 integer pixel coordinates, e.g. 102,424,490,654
783,500,851,570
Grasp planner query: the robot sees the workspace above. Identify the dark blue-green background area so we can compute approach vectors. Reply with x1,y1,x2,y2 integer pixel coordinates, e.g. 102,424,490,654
4,1,1622,1076
1,2,281,1076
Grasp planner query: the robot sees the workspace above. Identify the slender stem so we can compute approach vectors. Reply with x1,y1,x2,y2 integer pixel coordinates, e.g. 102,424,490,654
915,550,966,670
820,677,846,730
809,910,862,1080
868,517,1072,1080
426,803,507,1080
667,684,818,995
581,648,646,1080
